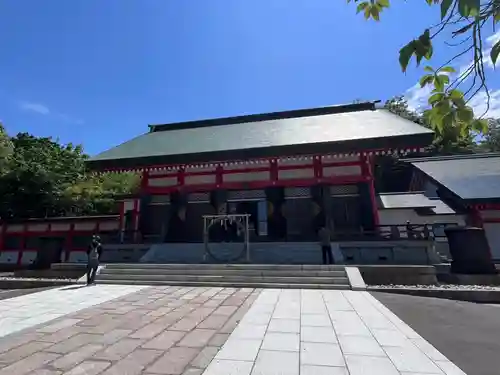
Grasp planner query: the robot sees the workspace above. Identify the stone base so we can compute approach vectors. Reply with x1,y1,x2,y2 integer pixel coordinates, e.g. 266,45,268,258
359,265,438,285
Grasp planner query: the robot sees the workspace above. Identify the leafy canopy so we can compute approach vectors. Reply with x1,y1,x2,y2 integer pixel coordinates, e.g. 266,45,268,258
384,96,477,154
347,0,494,136
0,128,139,219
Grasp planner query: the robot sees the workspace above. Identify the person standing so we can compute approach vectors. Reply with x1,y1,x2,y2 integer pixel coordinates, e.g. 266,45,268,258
86,235,102,285
318,226,334,265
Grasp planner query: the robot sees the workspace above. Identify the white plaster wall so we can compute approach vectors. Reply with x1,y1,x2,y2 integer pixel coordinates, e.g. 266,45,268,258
323,165,362,177
51,223,71,231
148,176,177,187
224,171,270,183
99,221,119,231
74,222,97,231
480,210,500,220
27,223,49,232
6,225,23,233
68,251,88,263
124,200,135,211
0,251,18,264
484,223,500,261
278,168,314,179
20,251,37,265
185,174,216,185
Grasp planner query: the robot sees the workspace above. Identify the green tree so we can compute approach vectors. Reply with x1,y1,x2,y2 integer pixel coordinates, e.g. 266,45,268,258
63,172,140,215
478,118,500,151
0,128,139,219
375,96,476,192
384,96,476,154
348,0,491,136
0,123,13,174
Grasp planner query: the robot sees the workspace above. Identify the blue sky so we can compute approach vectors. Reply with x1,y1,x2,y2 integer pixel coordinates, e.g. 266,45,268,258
0,0,498,155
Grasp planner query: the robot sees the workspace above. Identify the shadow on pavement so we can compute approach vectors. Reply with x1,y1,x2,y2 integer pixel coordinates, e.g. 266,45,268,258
372,291,500,375
60,284,89,291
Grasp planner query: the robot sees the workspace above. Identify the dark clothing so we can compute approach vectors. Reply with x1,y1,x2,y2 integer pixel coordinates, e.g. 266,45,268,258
86,242,103,259
86,242,102,285
86,262,98,284
322,245,334,265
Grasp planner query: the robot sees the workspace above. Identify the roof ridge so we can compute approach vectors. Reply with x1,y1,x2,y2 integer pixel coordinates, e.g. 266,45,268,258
378,191,425,196
148,101,380,132
402,152,500,163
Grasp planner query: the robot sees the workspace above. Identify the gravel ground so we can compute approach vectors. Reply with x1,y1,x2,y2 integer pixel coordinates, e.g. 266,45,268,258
0,276,76,282
369,284,500,290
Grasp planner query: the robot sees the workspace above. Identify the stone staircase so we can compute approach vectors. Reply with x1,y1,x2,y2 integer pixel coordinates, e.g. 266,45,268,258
94,264,353,290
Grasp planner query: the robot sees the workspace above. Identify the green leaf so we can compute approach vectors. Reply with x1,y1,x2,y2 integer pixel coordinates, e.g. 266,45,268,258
471,119,489,134
491,40,500,66
458,0,480,17
448,89,464,100
428,92,445,104
440,0,453,19
356,2,369,13
439,66,456,73
377,0,390,7
419,74,434,88
457,106,474,123
364,5,371,19
370,6,380,20
424,66,434,72
399,42,415,72
434,75,446,92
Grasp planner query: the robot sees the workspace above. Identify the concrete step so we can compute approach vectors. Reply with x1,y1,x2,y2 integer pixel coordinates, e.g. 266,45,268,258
96,273,349,284
104,263,345,271
94,279,351,290
98,268,347,278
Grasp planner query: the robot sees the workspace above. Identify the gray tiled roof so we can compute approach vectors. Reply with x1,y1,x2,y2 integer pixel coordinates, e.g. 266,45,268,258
409,153,500,202
377,192,456,214
378,192,435,209
87,103,433,170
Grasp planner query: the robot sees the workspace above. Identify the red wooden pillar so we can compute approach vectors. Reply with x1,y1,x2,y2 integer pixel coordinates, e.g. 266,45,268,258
17,223,28,266
362,154,380,227
118,201,125,231
215,165,223,188
270,159,278,184
65,223,75,262
132,198,139,242
313,155,323,181
471,206,484,228
141,170,149,191
0,223,5,253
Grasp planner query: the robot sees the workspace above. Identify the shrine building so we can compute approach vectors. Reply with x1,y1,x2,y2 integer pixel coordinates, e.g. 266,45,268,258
86,101,433,247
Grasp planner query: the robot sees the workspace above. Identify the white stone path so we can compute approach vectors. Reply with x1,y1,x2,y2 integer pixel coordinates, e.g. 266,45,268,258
0,284,145,338
203,289,467,375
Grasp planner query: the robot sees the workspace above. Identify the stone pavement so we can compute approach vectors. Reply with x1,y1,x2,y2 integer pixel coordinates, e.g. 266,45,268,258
0,285,259,375
0,285,470,375
0,284,146,337
206,289,467,375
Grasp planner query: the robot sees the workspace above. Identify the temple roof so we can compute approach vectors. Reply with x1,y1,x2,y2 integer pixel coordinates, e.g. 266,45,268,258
408,153,500,204
87,102,433,170
377,192,456,215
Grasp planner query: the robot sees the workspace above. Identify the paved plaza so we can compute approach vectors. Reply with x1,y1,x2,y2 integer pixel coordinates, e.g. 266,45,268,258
0,285,470,374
